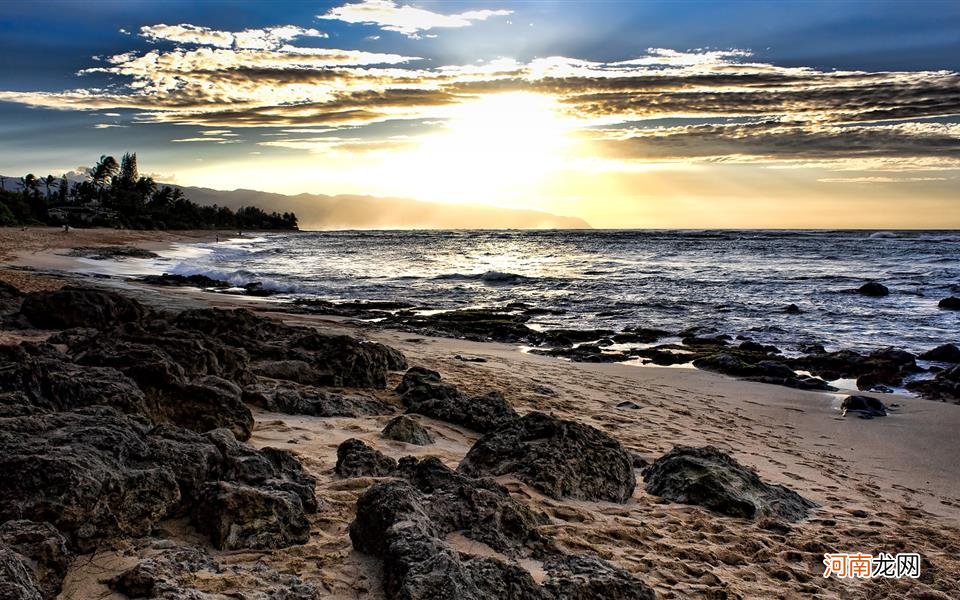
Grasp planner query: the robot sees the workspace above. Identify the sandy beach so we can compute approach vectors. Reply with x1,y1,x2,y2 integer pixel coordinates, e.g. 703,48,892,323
2,229,959,599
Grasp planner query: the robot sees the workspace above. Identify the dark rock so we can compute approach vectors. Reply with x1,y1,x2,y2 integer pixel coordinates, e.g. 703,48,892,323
919,344,960,363
67,246,159,260
382,415,435,445
693,353,794,379
0,281,23,317
20,286,148,329
682,334,731,347
532,344,632,363
540,329,615,347
790,347,919,388
738,341,780,354
191,481,311,550
383,307,540,344
454,354,488,363
784,304,802,314
0,408,315,552
140,273,230,288
336,438,398,478
616,401,641,410
907,365,960,401
108,541,320,599
613,327,671,343
857,282,889,297
243,381,393,417
396,367,519,433
643,446,817,521
350,456,654,600
938,297,960,310
459,411,636,503
798,343,826,355
0,520,71,600
243,281,280,296
840,395,887,418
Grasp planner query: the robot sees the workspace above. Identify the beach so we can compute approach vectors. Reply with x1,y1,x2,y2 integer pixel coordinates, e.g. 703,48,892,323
2,229,959,599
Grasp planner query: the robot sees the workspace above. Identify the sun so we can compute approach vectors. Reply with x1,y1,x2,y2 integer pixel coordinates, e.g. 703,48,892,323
383,92,578,206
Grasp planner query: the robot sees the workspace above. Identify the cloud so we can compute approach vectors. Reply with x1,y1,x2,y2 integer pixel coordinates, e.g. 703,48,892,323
139,24,326,50
93,123,127,129
817,176,951,183
319,0,512,37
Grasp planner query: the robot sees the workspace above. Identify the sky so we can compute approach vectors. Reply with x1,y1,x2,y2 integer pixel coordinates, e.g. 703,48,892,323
0,0,958,228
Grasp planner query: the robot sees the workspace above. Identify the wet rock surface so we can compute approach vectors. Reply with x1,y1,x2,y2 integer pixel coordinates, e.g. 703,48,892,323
20,286,149,330
0,520,71,600
643,446,817,522
459,411,636,503
919,343,960,363
397,367,519,433
857,281,890,297
350,456,655,600
938,297,960,310
243,380,394,417
140,273,231,288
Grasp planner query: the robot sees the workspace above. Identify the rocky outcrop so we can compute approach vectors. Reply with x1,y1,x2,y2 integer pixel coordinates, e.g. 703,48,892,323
242,380,394,417
382,415,434,445
0,520,71,600
0,408,316,552
139,273,230,288
692,352,834,391
459,411,636,503
919,344,960,363
907,364,960,401
643,446,816,522
20,287,148,330
192,481,312,550
789,347,920,390
350,456,655,600
108,541,319,599
335,438,398,478
857,282,889,297
396,367,518,433
0,281,23,317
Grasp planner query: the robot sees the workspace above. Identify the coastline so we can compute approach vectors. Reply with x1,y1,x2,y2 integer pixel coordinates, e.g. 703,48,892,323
2,228,959,599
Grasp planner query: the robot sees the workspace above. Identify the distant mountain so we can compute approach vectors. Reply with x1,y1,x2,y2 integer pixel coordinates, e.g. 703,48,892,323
174,186,591,230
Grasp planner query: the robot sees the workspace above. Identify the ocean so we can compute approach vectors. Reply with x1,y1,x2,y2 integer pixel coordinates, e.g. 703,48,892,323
111,230,959,356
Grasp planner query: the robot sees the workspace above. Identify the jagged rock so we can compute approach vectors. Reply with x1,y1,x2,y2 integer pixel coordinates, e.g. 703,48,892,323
840,395,887,418
335,438,398,478
252,359,329,385
907,365,960,401
784,304,802,314
20,286,148,329
108,541,320,599
0,520,71,600
540,329,616,347
140,273,231,288
0,343,148,417
938,297,960,310
66,246,158,260
919,344,960,363
857,282,889,297
382,415,435,445
383,308,540,344
192,481,312,550
396,367,518,433
459,411,636,503
693,353,795,379
243,380,394,417
0,408,315,552
682,334,730,347
612,328,671,344
790,347,919,389
643,446,816,521
350,457,654,600
532,344,632,363
0,281,23,317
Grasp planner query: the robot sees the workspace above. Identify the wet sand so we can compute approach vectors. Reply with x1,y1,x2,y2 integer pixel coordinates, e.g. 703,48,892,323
4,229,960,599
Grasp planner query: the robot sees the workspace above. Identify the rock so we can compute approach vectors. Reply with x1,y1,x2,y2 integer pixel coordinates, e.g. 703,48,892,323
693,353,795,378
616,401,641,410
454,354,487,363
252,359,329,385
459,411,636,503
20,286,148,329
383,307,540,344
382,415,435,445
66,246,159,260
907,364,960,401
140,273,230,288
840,395,887,418
350,456,655,600
108,541,320,599
938,297,960,310
643,446,817,521
540,329,616,347
612,327,671,344
243,281,280,296
243,381,393,417
857,281,889,297
790,347,919,388
784,304,802,314
682,335,730,347
738,341,780,354
0,281,23,317
396,367,519,433
532,344,632,363
0,520,71,600
335,438,398,478
919,344,960,363
0,408,316,551
191,481,312,550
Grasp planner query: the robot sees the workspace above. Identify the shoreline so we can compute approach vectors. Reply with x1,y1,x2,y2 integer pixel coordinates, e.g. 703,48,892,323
2,228,960,598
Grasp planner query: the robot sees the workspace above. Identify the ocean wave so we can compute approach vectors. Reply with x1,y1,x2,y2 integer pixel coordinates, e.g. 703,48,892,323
167,264,304,293
433,270,533,284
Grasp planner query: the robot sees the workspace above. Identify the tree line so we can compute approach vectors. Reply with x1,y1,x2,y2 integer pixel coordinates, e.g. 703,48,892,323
0,153,298,230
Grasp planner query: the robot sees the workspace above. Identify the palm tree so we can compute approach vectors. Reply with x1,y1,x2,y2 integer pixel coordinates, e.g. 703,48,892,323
90,155,119,203
42,175,56,199
19,174,40,199
0,175,7,192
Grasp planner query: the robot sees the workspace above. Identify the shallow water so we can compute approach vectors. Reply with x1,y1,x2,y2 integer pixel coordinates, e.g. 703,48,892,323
127,230,957,355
